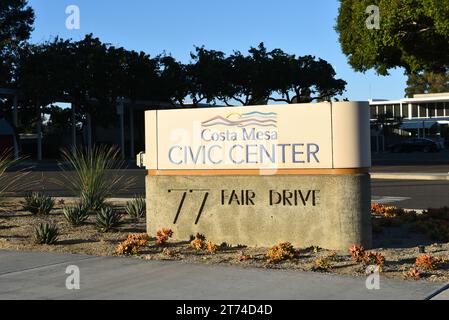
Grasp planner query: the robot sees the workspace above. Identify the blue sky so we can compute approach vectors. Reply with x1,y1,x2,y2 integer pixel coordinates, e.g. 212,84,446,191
28,0,407,101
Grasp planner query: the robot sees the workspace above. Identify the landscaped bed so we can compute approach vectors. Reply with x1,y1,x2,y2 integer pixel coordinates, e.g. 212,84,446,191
1,199,449,283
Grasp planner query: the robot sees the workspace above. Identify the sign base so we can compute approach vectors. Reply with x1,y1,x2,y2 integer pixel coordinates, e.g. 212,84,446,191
146,173,372,250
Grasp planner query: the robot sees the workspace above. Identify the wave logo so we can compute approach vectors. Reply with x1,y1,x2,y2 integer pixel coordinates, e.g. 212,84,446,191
202,111,278,128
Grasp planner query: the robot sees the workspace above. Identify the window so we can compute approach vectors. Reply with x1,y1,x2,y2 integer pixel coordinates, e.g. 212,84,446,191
402,104,409,118
445,102,449,117
436,103,445,117
419,104,427,118
412,104,419,118
386,105,394,117
378,105,385,115
370,106,377,119
428,103,436,118
394,104,401,117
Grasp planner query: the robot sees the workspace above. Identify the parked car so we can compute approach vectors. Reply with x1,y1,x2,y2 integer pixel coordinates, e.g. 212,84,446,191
388,138,441,153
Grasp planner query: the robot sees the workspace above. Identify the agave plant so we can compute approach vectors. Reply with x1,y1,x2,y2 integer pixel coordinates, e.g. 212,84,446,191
96,206,122,233
34,222,59,245
0,149,29,210
59,146,135,211
22,192,55,215
125,195,146,220
63,202,90,226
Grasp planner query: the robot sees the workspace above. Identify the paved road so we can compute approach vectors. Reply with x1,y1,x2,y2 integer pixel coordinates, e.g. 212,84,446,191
3,165,449,209
372,150,449,166
371,180,449,209
0,250,446,300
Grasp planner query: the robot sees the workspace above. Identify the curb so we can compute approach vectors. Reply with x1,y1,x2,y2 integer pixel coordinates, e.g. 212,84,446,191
425,283,449,300
371,173,449,181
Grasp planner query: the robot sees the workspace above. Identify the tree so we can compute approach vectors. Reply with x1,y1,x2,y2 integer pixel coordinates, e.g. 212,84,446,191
122,50,161,102
0,0,34,87
188,47,231,106
405,70,449,97
226,44,273,105
336,0,449,75
15,39,71,134
269,54,347,103
186,43,346,106
159,55,190,107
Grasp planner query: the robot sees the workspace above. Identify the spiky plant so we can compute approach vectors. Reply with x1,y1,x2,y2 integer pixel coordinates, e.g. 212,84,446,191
63,202,90,226
95,206,122,233
22,192,55,215
59,146,135,211
0,149,30,211
34,223,59,245
125,195,146,220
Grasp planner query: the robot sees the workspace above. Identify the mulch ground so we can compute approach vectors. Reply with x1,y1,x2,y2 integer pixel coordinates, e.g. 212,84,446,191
1,200,448,283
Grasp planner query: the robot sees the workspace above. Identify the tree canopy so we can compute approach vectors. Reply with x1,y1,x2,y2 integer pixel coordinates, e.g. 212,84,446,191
336,0,449,75
184,43,347,106
405,70,449,98
0,0,34,87
15,38,346,111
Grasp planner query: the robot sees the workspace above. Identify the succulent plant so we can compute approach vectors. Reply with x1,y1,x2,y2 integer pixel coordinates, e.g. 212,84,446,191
313,257,333,272
95,206,122,232
60,146,135,211
22,192,55,215
156,228,173,245
349,245,366,263
125,196,146,220
34,222,59,245
415,254,446,271
266,242,296,263
63,202,90,226
115,233,150,256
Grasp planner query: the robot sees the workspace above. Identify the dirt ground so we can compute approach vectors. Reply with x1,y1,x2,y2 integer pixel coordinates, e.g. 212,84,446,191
1,200,448,284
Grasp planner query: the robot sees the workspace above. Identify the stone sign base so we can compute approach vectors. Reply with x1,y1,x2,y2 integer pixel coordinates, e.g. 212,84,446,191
146,174,372,250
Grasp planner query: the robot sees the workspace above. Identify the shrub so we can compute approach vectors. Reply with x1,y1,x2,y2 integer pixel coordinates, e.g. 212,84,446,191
415,254,446,271
34,223,59,245
60,146,135,211
266,242,296,263
22,192,55,215
95,207,122,232
363,252,385,268
0,151,30,212
127,233,150,242
116,233,150,256
125,196,146,220
63,203,89,226
406,268,424,280
205,240,218,254
156,228,173,245
190,236,204,251
349,245,366,263
313,257,333,272
411,210,449,242
371,203,405,218
189,234,218,254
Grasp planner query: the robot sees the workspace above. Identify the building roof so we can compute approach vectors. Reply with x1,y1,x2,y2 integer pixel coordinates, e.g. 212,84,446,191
370,93,449,106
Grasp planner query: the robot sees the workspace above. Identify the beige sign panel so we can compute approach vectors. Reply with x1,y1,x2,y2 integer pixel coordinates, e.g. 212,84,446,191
143,101,371,171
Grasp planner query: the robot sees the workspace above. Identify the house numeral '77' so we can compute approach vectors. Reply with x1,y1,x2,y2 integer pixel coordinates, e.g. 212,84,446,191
168,190,209,225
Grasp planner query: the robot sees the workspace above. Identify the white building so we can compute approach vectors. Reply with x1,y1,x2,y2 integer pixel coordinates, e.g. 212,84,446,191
369,92,449,137
369,93,449,151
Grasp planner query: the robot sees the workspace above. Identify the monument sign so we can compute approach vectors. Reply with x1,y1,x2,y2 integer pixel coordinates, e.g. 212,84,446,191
139,102,372,250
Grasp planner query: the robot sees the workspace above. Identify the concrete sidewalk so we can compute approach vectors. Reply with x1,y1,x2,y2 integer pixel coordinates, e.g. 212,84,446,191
0,250,447,300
